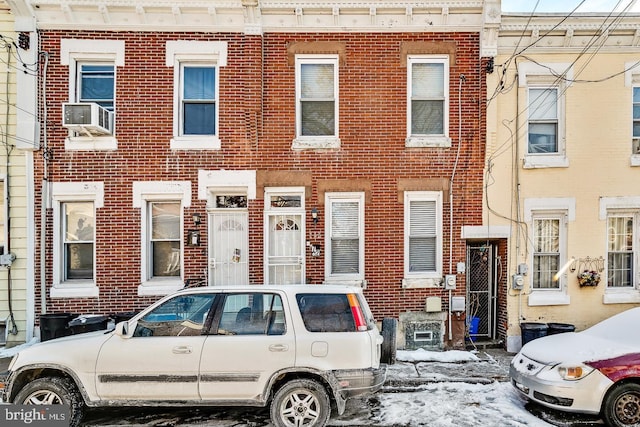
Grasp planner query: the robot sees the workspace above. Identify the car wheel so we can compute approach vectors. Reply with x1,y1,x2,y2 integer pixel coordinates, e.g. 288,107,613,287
270,379,331,427
603,383,640,427
381,317,397,365
14,376,84,427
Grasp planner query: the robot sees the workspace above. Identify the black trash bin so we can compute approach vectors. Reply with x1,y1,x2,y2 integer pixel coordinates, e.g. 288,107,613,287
69,315,109,335
520,322,548,345
547,322,575,335
112,311,138,323
40,313,75,341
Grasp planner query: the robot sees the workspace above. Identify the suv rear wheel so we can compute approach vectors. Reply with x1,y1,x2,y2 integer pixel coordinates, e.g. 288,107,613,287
270,379,331,427
14,377,84,427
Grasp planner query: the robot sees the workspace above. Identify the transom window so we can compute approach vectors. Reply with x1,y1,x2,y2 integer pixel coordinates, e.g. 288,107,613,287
528,87,559,154
180,65,216,136
607,214,635,288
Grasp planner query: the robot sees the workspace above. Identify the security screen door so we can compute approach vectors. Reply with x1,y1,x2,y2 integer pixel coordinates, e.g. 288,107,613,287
209,195,249,286
265,191,305,285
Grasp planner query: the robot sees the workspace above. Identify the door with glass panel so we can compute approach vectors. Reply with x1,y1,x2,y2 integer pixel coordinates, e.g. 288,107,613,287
209,195,249,286
265,190,305,285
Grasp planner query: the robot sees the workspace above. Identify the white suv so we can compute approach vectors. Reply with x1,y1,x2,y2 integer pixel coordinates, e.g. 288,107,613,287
1,285,386,427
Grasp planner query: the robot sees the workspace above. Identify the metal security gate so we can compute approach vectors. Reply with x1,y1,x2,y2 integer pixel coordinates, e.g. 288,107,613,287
466,244,497,340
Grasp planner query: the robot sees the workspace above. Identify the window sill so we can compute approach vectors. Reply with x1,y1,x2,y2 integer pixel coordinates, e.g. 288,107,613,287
292,137,341,150
523,155,569,169
50,283,99,298
603,289,640,304
138,279,184,296
65,136,117,151
405,135,451,148
402,277,442,289
170,136,221,150
528,291,570,306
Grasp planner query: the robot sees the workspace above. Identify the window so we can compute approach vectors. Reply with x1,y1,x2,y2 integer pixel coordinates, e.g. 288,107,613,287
180,65,216,136
61,39,124,149
297,294,355,332
325,193,364,284
150,202,181,278
607,214,635,288
528,87,558,154
293,55,340,149
134,293,215,337
133,181,191,296
217,293,286,335
77,63,114,111
166,41,227,150
518,62,571,168
633,86,640,154
403,192,442,286
532,217,561,289
51,181,103,297
406,55,450,147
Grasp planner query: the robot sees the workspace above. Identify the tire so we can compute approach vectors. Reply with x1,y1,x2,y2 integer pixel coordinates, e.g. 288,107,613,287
381,317,397,365
14,376,85,427
603,383,640,427
270,379,331,427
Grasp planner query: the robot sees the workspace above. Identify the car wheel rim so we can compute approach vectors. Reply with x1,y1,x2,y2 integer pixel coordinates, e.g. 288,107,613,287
615,392,640,424
279,390,320,427
23,390,63,405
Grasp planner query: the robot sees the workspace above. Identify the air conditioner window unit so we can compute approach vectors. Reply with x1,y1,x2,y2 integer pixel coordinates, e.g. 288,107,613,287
63,103,114,136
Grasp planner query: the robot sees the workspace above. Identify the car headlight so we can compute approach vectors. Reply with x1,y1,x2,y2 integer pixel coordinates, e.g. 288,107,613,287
557,364,594,381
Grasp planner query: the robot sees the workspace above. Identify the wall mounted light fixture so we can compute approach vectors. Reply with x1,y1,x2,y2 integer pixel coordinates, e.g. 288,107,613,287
192,213,201,226
311,208,318,224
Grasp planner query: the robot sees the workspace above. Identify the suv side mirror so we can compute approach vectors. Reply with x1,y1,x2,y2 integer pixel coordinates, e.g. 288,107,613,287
114,321,129,337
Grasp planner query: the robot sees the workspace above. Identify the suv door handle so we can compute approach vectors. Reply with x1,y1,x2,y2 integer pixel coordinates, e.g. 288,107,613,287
172,346,193,354
269,344,289,352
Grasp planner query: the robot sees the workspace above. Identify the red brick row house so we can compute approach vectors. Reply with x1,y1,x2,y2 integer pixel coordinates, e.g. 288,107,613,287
8,0,500,349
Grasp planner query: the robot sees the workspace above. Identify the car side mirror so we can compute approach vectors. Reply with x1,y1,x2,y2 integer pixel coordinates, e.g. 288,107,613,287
114,320,129,337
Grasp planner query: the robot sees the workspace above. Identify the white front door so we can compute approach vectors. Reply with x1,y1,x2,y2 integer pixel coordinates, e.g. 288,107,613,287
210,210,249,286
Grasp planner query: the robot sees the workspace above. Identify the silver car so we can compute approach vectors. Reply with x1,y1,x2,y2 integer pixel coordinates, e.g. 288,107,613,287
510,307,640,427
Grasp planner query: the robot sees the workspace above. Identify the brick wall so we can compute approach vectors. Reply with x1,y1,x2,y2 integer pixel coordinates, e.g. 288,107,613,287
35,30,486,321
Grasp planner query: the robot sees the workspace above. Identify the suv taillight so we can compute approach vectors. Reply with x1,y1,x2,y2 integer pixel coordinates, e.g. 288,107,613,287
347,294,368,331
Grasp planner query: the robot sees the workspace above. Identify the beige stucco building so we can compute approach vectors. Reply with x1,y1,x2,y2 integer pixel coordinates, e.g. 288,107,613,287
487,10,640,352
0,1,37,346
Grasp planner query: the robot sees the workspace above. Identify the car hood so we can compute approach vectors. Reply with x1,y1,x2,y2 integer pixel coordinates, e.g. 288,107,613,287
520,331,639,365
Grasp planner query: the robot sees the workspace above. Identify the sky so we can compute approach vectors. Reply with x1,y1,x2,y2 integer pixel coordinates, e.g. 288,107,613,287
503,0,640,13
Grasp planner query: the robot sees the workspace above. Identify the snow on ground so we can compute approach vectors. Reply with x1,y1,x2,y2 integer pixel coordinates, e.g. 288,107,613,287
396,348,480,363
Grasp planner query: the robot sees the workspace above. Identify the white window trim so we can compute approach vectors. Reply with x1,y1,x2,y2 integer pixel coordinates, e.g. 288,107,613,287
324,192,365,286
61,39,123,151
293,55,341,150
166,41,228,151
50,182,104,298
402,191,443,288
133,181,191,296
627,69,640,166
263,187,306,285
518,62,572,169
406,55,451,148
600,196,640,304
524,198,575,306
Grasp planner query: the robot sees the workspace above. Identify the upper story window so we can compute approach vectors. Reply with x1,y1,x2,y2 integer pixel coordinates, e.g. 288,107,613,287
61,39,124,150
406,55,450,148
293,55,340,150
166,41,227,150
518,62,572,168
633,86,640,155
527,87,559,154
403,191,442,287
324,192,364,285
51,181,104,298
180,65,216,136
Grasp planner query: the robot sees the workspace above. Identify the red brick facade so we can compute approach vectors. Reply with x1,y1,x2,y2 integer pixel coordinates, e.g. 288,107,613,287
35,30,487,324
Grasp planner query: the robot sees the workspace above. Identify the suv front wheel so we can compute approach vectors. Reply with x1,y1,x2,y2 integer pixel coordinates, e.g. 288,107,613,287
270,379,331,427
14,376,84,427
